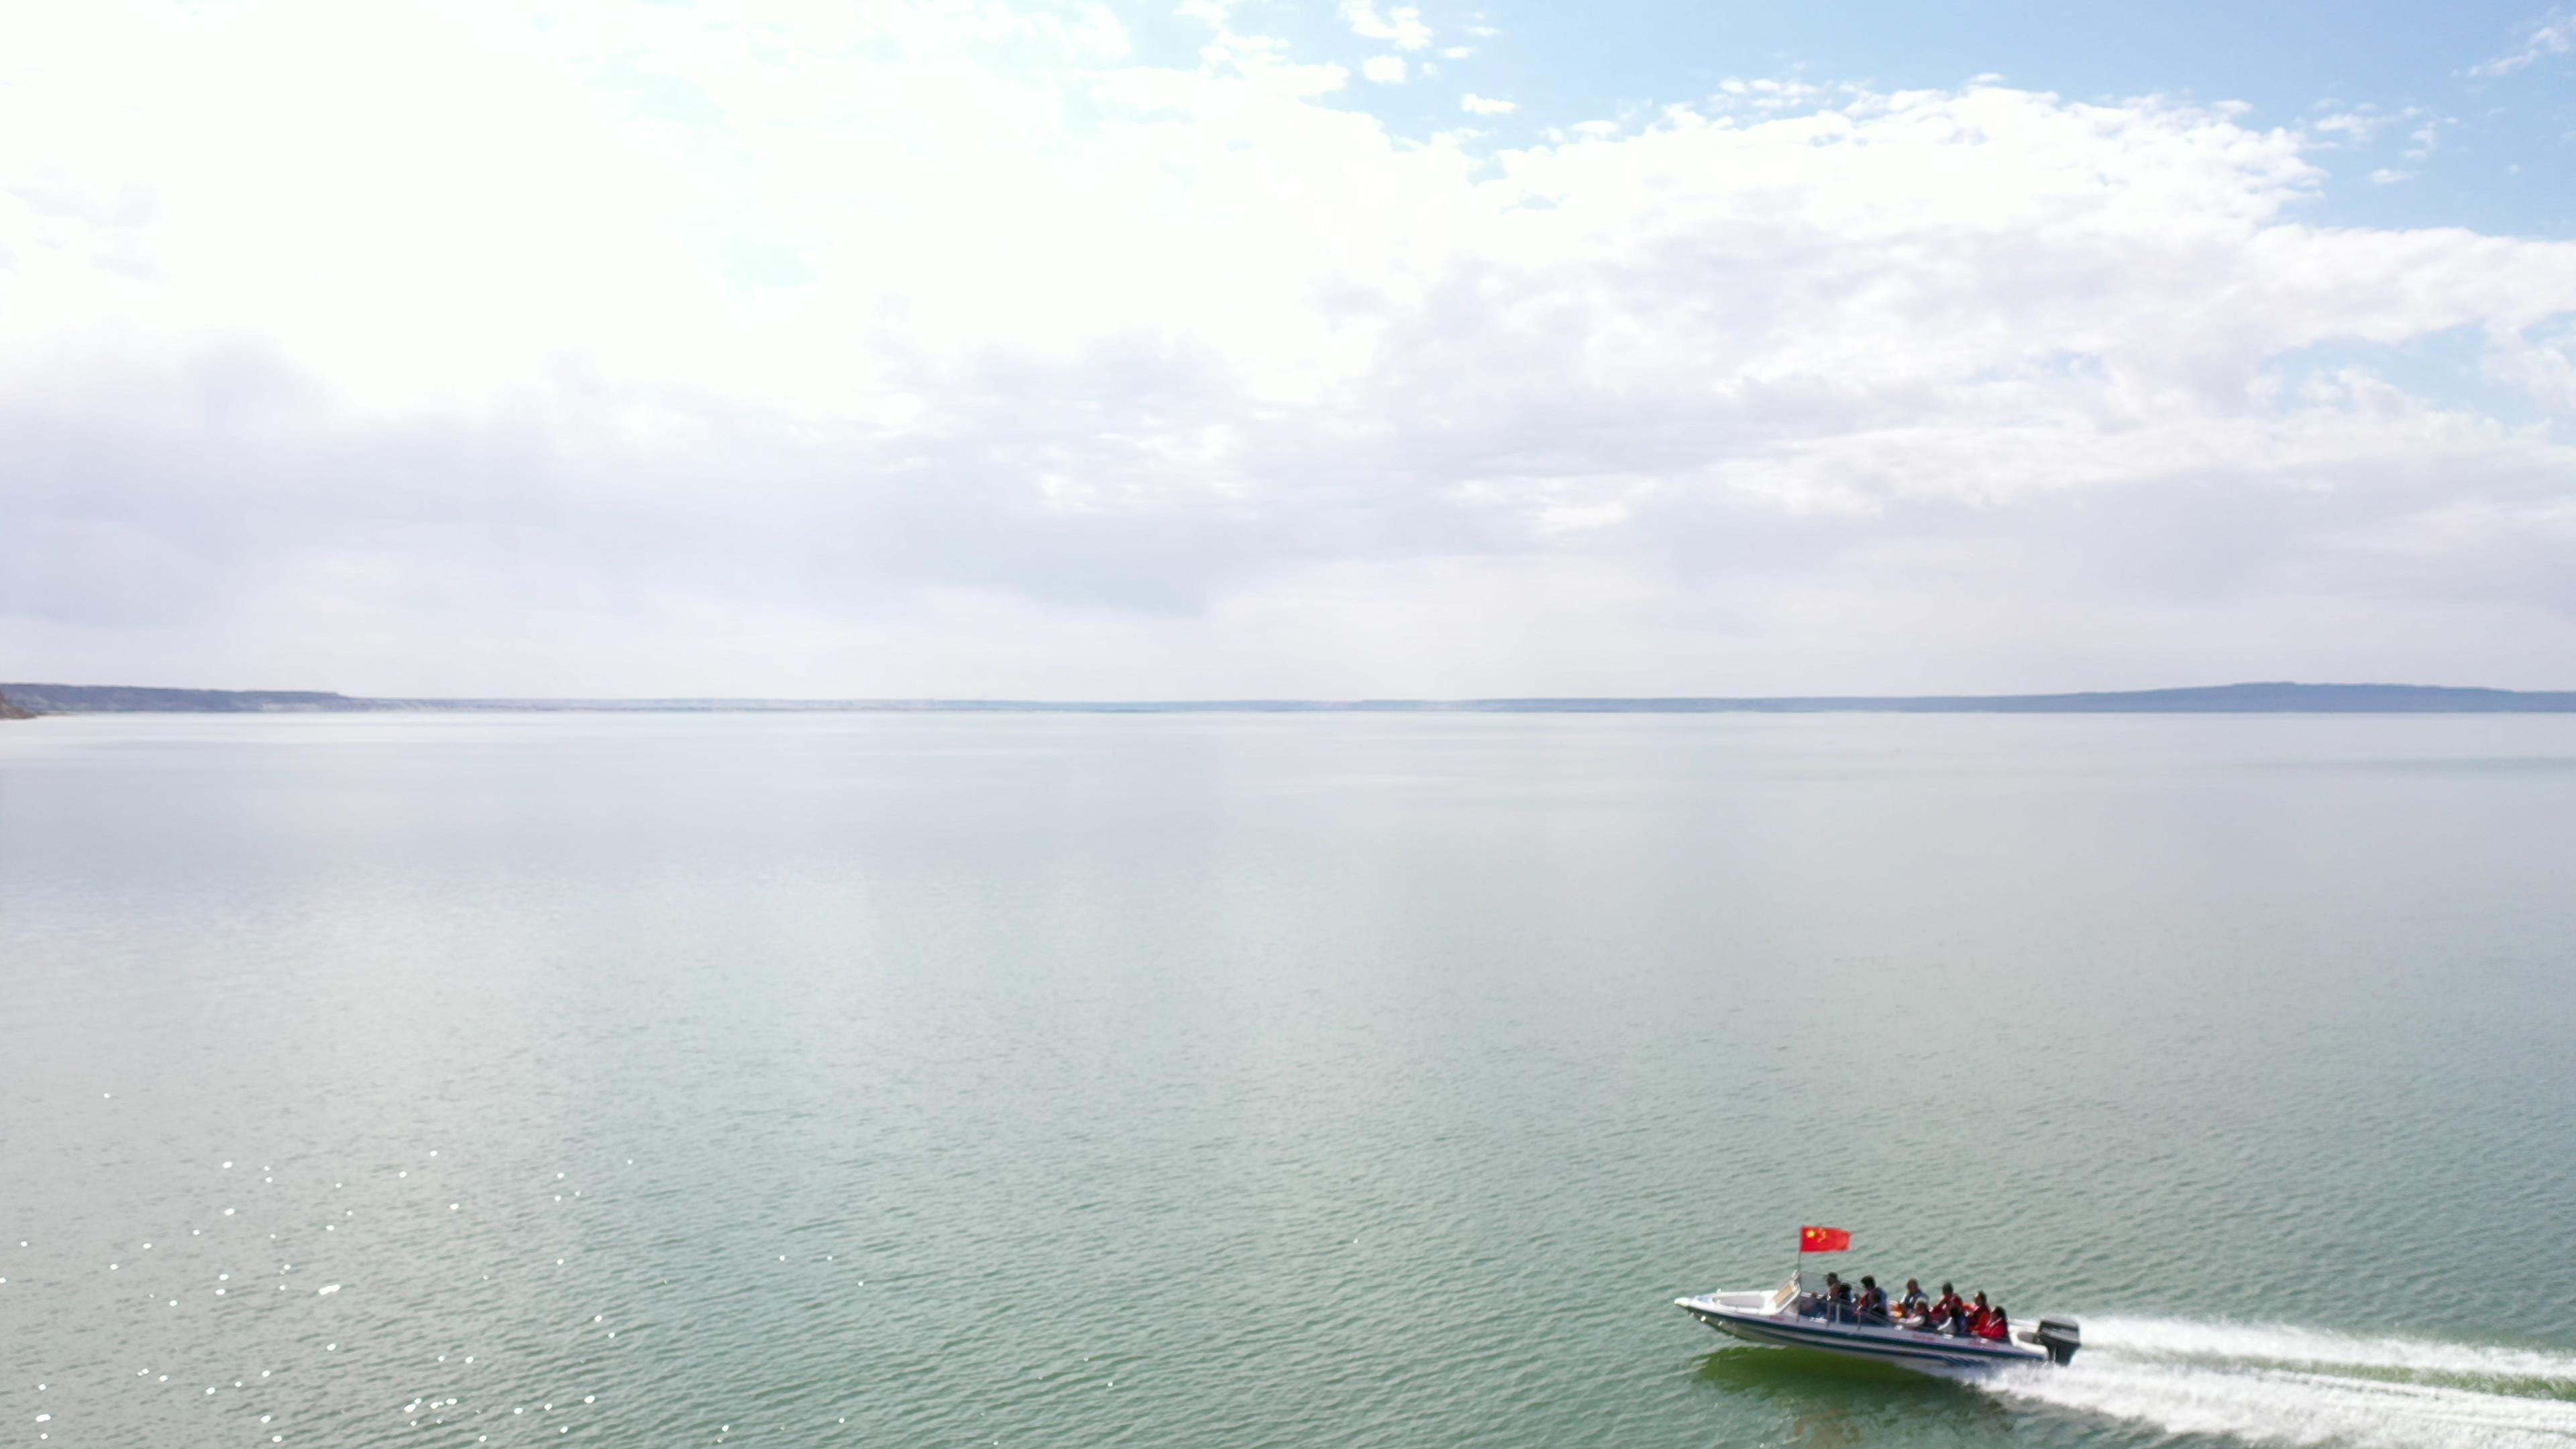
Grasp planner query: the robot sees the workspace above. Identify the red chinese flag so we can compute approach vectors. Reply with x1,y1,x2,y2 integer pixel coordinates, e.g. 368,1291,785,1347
1799,1225,1852,1253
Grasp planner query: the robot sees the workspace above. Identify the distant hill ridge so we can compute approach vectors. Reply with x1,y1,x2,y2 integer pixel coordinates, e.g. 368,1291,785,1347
7,681,2576,714
0,684,357,714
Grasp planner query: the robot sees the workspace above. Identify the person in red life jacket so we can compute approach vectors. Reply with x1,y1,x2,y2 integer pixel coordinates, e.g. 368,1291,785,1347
1963,1290,1993,1337
1974,1305,2010,1342
1931,1282,1968,1334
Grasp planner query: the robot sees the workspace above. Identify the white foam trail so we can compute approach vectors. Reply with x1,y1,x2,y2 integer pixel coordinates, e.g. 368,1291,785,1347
1969,1318,2576,1449
2086,1317,2576,1383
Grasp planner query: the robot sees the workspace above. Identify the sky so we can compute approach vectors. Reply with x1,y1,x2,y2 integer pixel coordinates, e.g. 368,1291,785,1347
4,0,2575,698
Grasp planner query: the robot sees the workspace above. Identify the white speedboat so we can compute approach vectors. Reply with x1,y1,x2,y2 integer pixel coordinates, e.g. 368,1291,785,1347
1675,1275,2080,1372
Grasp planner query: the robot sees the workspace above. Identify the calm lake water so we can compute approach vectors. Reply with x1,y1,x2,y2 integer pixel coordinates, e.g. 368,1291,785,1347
3,712,2573,1449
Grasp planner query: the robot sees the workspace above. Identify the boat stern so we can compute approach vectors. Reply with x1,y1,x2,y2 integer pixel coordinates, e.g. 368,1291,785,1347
2030,1316,2080,1365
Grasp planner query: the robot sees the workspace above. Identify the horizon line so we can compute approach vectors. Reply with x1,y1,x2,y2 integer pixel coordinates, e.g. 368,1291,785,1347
9,680,2576,714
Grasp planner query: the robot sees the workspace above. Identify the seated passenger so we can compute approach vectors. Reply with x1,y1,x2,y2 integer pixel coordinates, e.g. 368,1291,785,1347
1856,1275,1890,1325
1806,1273,1842,1318
1899,1279,1929,1319
1963,1291,1992,1338
1794,1273,1833,1317
1827,1277,1854,1323
1933,1283,1967,1333
1974,1305,2010,1342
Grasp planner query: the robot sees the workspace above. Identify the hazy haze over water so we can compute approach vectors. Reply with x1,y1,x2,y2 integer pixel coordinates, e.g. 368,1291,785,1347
3,712,2573,1448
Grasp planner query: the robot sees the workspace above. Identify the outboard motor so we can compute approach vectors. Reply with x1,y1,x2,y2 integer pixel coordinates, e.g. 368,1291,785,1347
2033,1316,2081,1366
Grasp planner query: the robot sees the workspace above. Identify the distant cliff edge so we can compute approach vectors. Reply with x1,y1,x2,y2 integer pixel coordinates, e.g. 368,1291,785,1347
0,690,33,720
7,680,2576,714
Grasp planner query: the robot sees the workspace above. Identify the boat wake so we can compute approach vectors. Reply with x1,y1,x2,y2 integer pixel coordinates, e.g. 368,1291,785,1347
1964,1318,2576,1448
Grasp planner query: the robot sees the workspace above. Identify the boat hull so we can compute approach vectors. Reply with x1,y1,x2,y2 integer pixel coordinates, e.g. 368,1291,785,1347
1676,1295,2049,1372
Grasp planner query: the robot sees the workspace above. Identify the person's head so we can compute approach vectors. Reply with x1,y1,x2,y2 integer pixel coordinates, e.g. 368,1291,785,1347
1860,1276,1876,1289
1905,1279,1921,1293
1973,1291,1988,1305
1940,1282,1954,1296
1825,1273,1841,1286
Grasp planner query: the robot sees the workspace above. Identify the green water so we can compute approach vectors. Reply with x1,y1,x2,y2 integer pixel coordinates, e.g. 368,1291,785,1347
3,712,2571,1448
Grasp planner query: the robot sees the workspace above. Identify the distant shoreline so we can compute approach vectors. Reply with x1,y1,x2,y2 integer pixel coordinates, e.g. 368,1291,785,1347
8,681,2576,715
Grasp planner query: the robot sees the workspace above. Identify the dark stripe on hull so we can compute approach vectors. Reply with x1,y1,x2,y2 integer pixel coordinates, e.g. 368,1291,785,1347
1684,1308,2040,1371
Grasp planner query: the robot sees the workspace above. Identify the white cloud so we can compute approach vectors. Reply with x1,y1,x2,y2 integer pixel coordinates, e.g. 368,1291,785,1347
4,1,2576,694
1458,92,1516,115
2310,104,2442,148
1361,55,1406,84
2485,323,2576,411
2467,11,2575,74
1340,0,1432,52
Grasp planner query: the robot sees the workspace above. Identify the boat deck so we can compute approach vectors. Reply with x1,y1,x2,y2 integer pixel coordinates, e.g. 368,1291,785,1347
1676,1289,2052,1371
